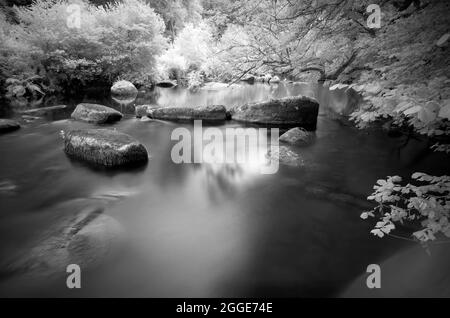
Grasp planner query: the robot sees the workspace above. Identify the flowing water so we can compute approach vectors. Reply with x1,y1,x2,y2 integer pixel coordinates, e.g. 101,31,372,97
0,82,448,297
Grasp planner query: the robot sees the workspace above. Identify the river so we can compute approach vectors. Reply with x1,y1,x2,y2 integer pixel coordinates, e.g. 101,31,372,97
0,82,448,297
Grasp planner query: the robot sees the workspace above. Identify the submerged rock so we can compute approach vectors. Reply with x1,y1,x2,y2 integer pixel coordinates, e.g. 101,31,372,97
279,127,314,146
71,103,123,124
67,214,125,268
231,96,319,129
110,80,138,97
0,119,20,133
63,129,148,167
149,105,227,121
267,146,304,167
0,199,125,279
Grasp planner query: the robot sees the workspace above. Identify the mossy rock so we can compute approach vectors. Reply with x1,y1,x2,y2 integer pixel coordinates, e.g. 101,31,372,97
64,129,148,167
279,127,314,146
110,80,138,97
149,105,227,121
231,96,319,129
71,103,123,124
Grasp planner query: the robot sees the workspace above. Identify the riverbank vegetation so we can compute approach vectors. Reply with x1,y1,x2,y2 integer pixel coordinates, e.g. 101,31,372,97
0,0,449,244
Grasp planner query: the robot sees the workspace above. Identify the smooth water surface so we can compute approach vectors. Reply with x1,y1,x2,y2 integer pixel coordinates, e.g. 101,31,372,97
0,82,448,297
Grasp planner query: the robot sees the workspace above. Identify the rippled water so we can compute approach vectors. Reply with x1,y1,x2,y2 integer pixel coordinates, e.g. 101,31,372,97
0,82,448,297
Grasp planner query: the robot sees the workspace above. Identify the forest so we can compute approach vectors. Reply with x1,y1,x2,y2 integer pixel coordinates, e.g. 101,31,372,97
0,0,449,298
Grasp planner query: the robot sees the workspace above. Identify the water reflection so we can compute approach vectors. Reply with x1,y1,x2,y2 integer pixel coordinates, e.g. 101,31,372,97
155,82,313,108
1,81,448,297
111,94,137,114
152,82,359,124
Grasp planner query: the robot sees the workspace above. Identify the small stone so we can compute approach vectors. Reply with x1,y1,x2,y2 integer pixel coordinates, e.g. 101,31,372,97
267,146,304,167
279,127,314,146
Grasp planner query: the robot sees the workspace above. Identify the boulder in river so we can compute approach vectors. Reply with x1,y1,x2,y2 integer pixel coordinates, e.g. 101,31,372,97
149,105,228,122
267,145,304,167
0,119,20,133
231,96,319,129
63,129,148,167
71,103,123,124
279,127,314,146
110,80,138,97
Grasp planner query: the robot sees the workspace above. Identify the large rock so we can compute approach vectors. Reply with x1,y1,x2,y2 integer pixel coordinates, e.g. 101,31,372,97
279,127,314,146
149,105,227,121
63,129,148,167
110,80,138,97
231,96,319,129
0,119,20,133
71,103,123,124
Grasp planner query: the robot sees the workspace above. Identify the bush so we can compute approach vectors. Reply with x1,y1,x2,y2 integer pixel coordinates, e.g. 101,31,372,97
156,22,216,83
361,173,450,244
0,0,167,93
